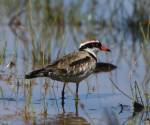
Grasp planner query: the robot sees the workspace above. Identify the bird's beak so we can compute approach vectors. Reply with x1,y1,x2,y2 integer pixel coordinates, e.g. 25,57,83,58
100,45,111,52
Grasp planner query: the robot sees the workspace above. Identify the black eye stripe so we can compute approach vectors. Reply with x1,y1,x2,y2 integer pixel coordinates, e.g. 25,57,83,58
79,42,100,51
84,43,94,48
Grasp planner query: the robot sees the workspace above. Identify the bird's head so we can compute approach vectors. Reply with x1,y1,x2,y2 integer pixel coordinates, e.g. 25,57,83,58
79,40,110,57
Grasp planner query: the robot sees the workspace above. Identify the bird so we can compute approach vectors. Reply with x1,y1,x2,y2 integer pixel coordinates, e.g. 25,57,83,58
25,40,111,99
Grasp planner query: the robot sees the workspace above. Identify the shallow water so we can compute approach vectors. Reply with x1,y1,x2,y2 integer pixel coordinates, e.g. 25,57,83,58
0,0,150,125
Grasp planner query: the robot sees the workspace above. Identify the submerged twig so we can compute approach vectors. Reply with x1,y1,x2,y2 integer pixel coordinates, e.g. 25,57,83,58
134,81,144,105
110,79,145,113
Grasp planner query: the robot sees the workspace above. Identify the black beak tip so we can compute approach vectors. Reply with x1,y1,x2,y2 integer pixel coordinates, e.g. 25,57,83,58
108,49,111,52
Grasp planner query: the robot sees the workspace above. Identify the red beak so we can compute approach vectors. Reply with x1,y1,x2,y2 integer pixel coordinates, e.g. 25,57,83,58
100,45,111,52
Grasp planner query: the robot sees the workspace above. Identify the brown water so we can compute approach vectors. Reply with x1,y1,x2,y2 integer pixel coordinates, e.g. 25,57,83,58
0,0,150,125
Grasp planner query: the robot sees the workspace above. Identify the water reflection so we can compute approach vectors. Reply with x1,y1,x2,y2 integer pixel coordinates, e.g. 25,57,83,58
0,0,149,124
40,94,90,125
37,113,90,125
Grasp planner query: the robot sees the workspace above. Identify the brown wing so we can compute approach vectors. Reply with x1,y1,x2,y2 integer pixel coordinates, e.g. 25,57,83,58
45,51,96,76
69,56,91,67
46,51,91,68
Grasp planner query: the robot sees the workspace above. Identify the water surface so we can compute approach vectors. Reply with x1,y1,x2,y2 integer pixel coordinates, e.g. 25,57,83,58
0,0,150,125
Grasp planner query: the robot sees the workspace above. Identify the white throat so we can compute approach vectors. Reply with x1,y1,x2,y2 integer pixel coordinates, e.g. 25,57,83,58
84,48,98,59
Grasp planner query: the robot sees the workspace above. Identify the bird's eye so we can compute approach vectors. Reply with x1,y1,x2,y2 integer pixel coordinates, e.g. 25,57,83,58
95,43,98,47
92,43,95,47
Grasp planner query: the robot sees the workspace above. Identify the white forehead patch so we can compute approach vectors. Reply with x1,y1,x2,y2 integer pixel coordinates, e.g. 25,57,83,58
80,40,99,48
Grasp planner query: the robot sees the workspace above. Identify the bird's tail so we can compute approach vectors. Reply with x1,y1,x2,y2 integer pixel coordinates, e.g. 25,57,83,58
25,68,47,79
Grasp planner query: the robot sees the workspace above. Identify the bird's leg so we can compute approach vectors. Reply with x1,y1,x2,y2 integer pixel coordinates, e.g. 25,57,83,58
62,83,66,98
75,96,79,116
61,83,66,110
75,83,79,100
75,82,79,116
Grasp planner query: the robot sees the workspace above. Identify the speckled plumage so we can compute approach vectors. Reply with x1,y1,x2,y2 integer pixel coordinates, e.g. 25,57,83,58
25,40,111,85
47,51,97,83
25,40,111,97
25,51,97,83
